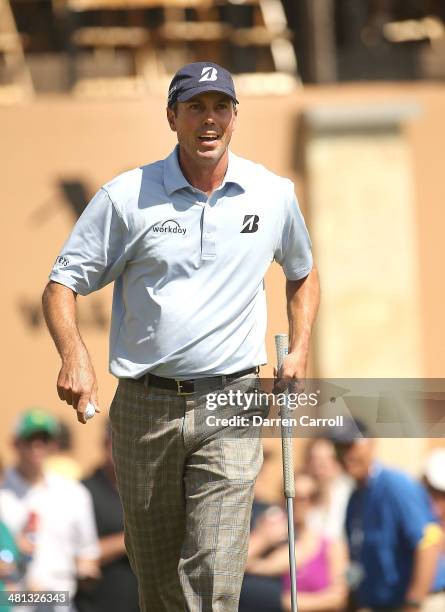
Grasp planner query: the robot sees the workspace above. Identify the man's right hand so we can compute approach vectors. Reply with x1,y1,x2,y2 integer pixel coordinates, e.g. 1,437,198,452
57,348,100,424
42,281,100,424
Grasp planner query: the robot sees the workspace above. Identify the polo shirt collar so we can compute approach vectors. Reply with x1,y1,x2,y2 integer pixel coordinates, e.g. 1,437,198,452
163,146,190,195
7,467,49,494
163,145,245,196
222,150,245,192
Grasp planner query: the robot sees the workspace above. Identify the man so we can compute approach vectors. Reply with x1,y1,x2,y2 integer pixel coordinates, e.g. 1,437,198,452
42,61,320,611
424,449,445,530
329,419,445,612
75,423,139,612
0,409,100,611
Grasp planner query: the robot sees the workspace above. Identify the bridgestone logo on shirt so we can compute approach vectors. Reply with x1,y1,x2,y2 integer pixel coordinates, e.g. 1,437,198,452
152,219,187,235
240,215,259,233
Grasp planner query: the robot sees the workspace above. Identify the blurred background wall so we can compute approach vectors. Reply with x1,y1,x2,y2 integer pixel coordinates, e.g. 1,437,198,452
1,0,445,477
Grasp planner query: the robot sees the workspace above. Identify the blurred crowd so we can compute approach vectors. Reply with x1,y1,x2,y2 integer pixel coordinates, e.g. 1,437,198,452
1,409,445,612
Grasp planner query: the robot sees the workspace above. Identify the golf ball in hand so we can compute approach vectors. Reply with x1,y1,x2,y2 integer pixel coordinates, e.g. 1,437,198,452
85,403,96,420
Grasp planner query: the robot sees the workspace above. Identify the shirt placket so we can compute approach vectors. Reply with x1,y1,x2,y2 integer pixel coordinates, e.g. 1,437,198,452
201,197,217,261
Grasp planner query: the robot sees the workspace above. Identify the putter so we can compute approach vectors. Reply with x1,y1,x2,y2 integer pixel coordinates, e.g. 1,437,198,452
275,333,298,612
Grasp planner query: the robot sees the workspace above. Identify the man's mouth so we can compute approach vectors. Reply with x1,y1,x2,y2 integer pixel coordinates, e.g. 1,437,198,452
198,134,220,143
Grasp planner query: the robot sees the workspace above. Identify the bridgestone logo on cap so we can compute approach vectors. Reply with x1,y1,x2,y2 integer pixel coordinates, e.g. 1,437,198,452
199,67,218,82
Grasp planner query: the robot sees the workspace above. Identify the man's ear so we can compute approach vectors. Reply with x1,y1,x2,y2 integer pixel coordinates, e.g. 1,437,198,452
166,107,176,132
232,105,238,131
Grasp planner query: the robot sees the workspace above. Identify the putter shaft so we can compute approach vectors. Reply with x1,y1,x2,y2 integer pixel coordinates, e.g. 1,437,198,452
275,333,299,612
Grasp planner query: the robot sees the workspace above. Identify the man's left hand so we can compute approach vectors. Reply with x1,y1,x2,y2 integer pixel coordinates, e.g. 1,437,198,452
273,351,306,394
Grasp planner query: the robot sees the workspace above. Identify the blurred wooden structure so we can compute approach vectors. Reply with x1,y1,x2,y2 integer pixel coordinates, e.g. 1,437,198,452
51,0,297,97
0,0,33,103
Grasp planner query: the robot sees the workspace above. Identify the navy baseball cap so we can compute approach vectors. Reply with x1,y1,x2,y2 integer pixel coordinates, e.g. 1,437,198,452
167,62,238,107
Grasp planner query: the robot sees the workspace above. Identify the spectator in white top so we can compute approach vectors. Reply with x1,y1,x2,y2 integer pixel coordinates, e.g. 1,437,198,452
304,437,353,540
0,409,100,610
424,449,445,530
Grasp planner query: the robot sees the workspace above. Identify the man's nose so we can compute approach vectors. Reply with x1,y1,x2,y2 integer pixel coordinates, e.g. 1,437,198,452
203,112,216,124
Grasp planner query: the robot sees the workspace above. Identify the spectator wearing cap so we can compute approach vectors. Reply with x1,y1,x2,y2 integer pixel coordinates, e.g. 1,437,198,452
329,419,445,612
0,409,100,611
424,449,445,531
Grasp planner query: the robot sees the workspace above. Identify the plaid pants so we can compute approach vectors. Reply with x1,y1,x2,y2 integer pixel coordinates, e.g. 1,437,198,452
110,373,266,612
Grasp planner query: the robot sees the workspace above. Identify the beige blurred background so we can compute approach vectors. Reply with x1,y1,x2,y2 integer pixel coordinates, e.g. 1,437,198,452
1,0,445,490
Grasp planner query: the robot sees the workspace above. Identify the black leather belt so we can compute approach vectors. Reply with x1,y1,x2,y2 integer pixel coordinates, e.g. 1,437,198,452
135,367,258,396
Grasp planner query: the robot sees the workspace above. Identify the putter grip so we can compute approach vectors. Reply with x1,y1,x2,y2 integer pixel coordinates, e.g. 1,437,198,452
274,334,296,499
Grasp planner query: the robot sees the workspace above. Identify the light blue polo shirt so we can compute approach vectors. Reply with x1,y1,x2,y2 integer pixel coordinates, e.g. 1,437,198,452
49,146,313,379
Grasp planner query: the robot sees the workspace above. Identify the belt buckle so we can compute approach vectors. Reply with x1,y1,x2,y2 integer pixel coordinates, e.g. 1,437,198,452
176,380,194,396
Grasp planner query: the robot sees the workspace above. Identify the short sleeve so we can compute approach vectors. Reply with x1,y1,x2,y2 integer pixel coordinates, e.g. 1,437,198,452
49,187,128,295
389,475,430,548
274,182,313,280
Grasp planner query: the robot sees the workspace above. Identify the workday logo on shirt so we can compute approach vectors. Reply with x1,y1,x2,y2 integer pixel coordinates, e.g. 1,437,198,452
152,219,187,235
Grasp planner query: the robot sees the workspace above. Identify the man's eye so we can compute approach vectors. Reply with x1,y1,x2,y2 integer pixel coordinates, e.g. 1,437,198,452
189,104,200,110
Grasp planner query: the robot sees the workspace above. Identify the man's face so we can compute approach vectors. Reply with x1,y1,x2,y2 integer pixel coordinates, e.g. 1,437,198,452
335,438,374,482
15,432,55,469
166,92,237,166
307,439,339,482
